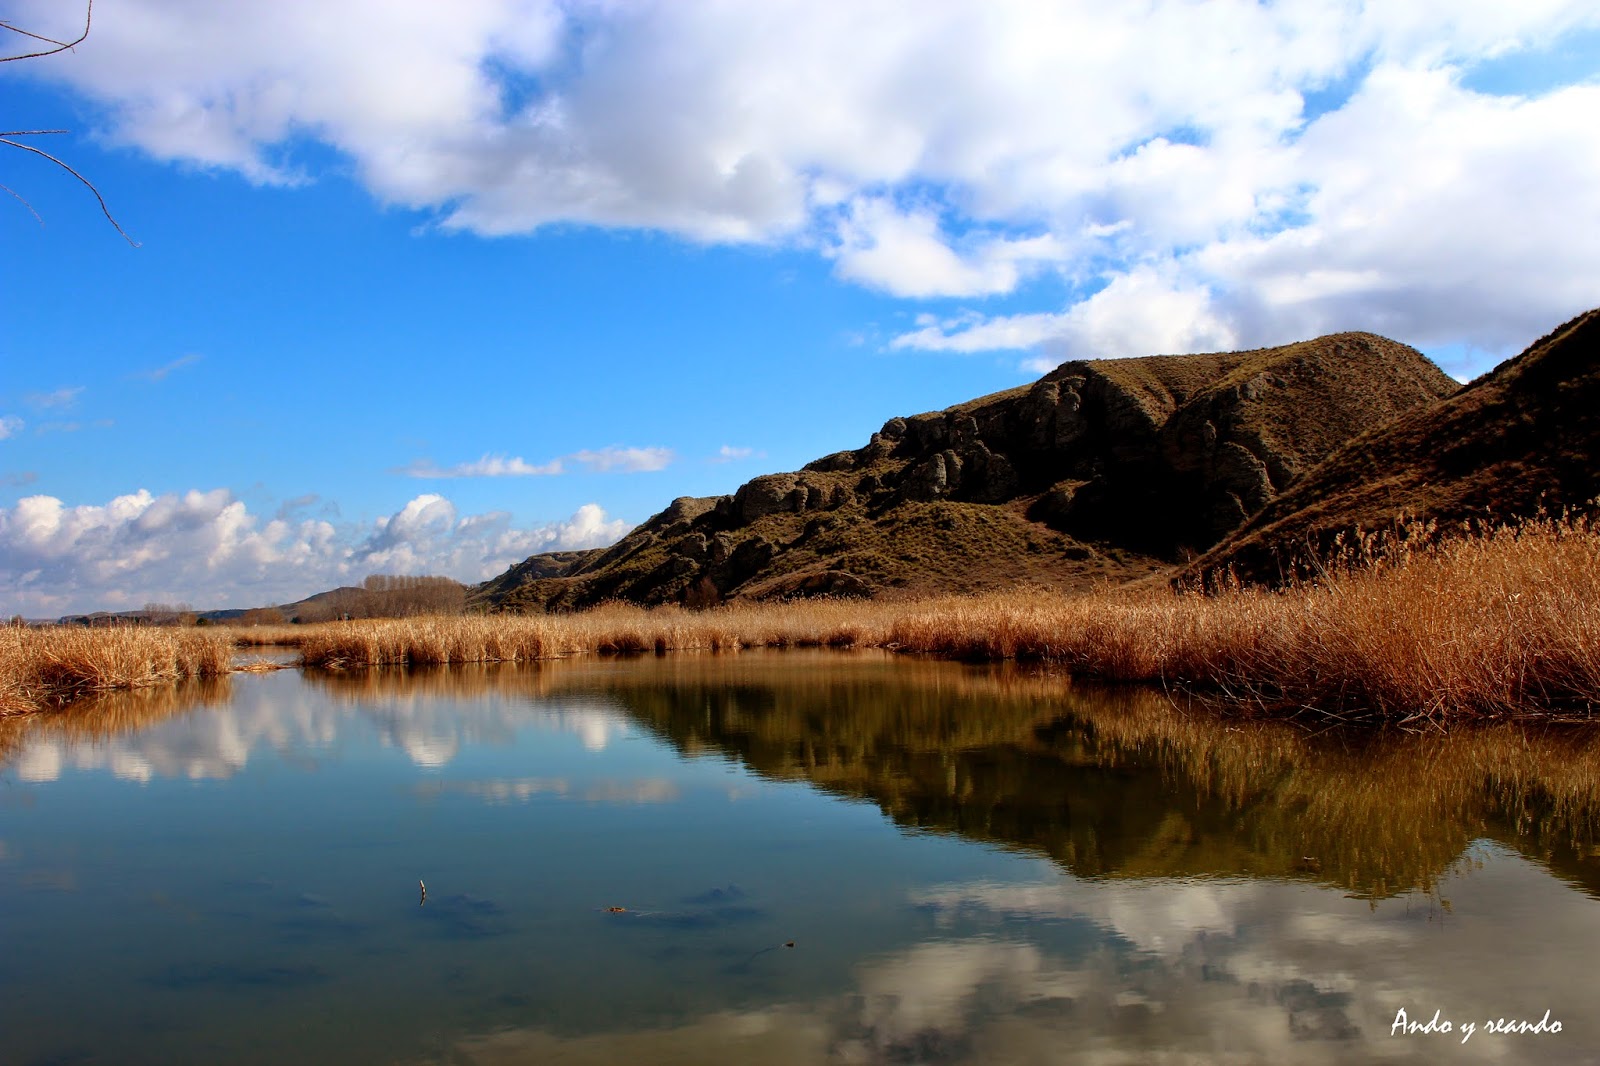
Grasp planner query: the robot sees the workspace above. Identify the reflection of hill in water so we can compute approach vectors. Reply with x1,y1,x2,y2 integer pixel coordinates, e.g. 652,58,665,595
544,653,1600,901
7,652,1599,899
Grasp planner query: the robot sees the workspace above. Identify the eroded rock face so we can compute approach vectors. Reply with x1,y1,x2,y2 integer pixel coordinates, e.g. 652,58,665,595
478,331,1458,611
733,474,801,522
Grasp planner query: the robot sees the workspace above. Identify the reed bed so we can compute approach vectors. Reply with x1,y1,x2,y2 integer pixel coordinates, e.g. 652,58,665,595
293,598,887,670
0,625,233,715
294,514,1600,722
890,515,1600,719
228,624,311,647
9,514,1597,721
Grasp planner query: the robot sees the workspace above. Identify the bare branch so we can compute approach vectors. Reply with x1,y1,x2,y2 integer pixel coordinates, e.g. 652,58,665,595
1,2,134,245
1,0,92,63
0,181,45,225
0,23,73,48
0,137,138,245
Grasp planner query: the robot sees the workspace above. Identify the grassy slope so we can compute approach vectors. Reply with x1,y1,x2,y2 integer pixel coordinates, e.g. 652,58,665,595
1197,308,1600,581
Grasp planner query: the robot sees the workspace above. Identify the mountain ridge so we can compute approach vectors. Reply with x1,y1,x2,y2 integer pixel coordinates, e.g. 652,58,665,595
476,330,1458,611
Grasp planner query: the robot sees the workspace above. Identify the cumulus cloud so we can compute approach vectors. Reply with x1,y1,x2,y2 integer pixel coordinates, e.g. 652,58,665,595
0,488,631,616
400,445,673,478
712,445,757,463
0,416,22,440
829,198,1065,298
12,1,1600,363
896,266,1240,370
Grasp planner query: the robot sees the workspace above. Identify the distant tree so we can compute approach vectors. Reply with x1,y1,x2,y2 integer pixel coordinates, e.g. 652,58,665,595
2,0,137,243
142,601,195,626
361,574,468,617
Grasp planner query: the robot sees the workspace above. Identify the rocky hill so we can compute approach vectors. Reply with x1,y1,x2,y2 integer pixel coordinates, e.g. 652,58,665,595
478,332,1457,611
1194,308,1600,582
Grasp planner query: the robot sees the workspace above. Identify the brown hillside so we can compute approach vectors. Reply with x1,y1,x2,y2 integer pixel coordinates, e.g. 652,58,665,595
1195,308,1600,582
477,333,1456,611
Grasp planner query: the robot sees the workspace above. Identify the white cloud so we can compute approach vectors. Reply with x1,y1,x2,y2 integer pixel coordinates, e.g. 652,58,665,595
712,445,756,463
399,454,565,478
0,489,631,615
401,445,673,478
0,416,22,440
897,267,1239,368
830,198,1066,298
11,1,1600,363
570,445,674,473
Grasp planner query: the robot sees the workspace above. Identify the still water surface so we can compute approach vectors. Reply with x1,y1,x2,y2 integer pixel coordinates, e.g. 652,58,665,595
3,651,1599,1064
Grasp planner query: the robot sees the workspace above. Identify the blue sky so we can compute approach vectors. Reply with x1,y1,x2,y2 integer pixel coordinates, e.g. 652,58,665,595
2,0,1598,615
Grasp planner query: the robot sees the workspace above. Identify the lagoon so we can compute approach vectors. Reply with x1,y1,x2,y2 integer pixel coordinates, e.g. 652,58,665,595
2,651,1598,1064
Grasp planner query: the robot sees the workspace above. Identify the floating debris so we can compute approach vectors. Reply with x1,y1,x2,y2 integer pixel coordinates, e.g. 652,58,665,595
742,940,797,966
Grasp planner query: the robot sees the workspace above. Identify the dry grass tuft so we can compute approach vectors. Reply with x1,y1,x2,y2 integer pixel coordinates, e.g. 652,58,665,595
1,625,234,715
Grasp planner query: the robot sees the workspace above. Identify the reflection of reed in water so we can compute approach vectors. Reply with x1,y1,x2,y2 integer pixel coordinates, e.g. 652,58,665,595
304,660,561,704
0,676,231,773
568,654,1600,900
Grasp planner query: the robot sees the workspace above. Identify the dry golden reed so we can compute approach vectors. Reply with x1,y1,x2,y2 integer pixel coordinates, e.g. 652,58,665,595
0,625,234,715
294,515,1600,722
7,514,1597,721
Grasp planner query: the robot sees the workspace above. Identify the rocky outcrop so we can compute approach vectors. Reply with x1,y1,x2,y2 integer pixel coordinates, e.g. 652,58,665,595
479,331,1458,612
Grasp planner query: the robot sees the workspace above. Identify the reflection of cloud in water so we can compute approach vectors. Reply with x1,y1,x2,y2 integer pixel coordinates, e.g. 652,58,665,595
916,879,1247,956
455,1005,834,1066
542,708,630,752
15,701,257,783
4,677,636,781
396,732,458,769
16,745,62,783
845,938,1072,1062
416,778,571,804
450,854,1600,1065
414,777,679,806
582,779,679,804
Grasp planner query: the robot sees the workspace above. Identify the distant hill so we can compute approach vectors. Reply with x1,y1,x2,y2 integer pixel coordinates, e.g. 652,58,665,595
1194,308,1600,582
476,332,1457,611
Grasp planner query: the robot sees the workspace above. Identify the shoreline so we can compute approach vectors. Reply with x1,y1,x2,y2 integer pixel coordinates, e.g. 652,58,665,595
6,514,1597,724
